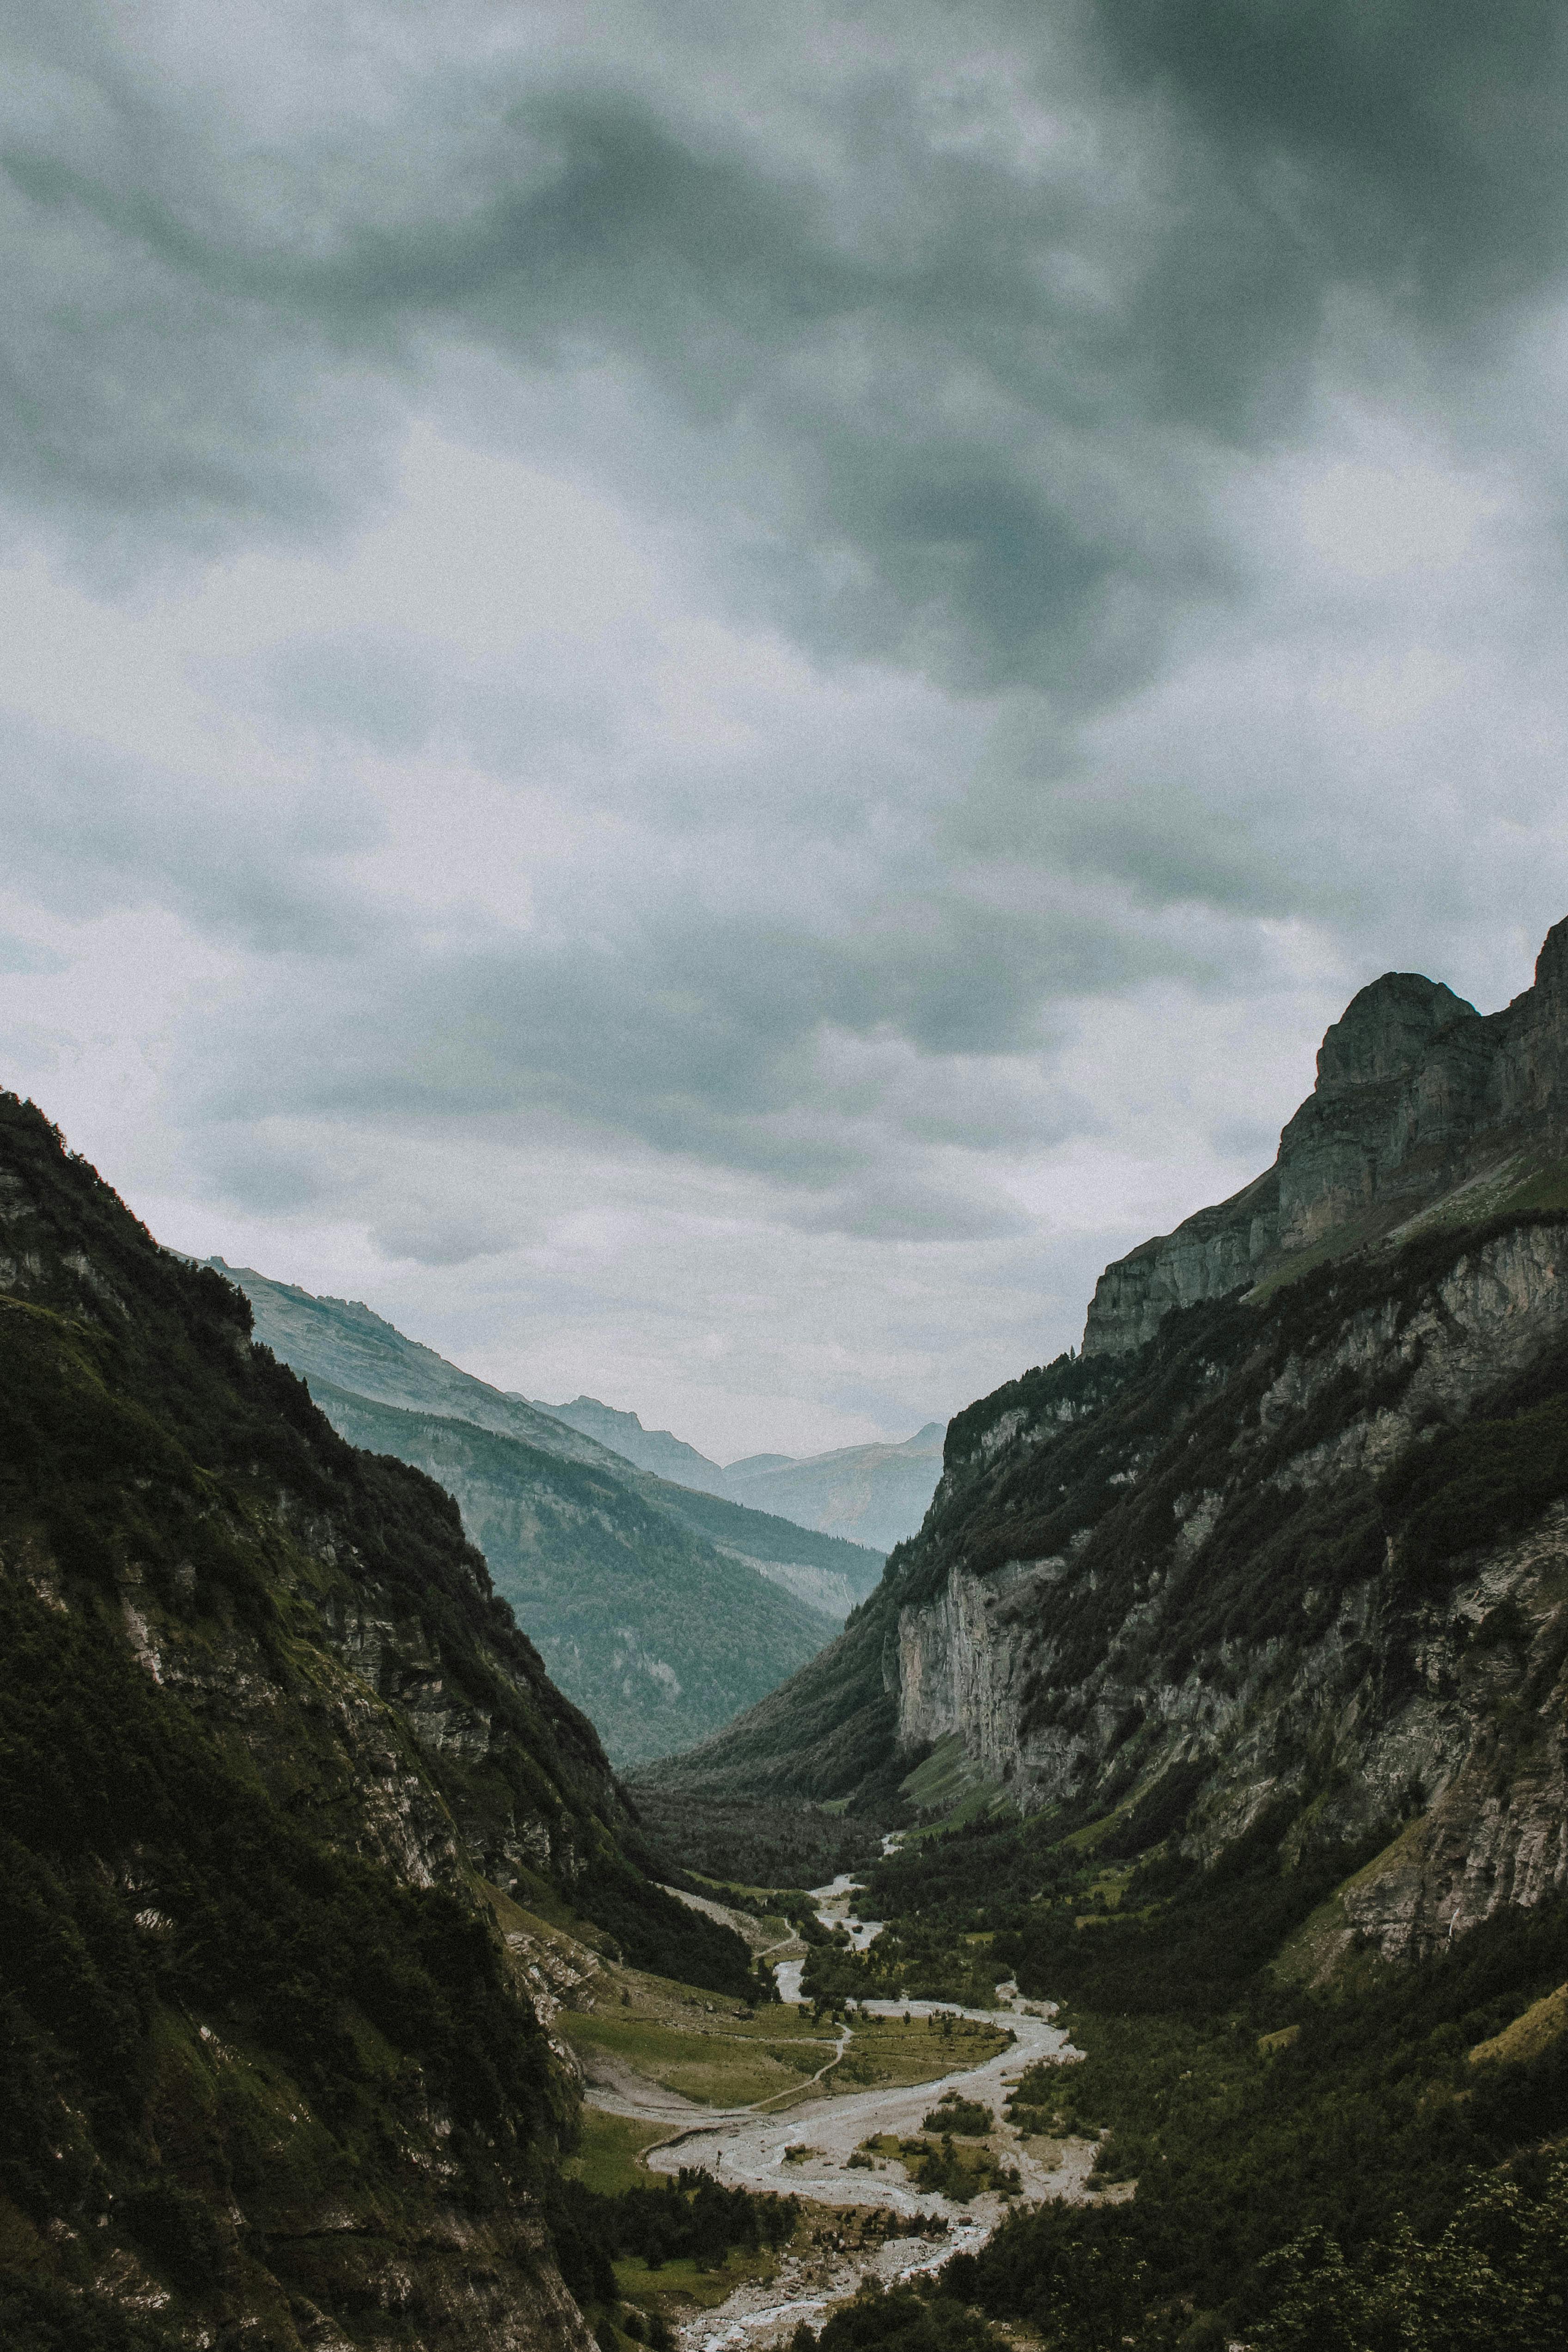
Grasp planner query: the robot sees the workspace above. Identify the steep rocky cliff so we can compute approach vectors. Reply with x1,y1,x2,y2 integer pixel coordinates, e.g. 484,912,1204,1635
1083,926,1568,1358
0,1096,744,2351
650,926,1568,1974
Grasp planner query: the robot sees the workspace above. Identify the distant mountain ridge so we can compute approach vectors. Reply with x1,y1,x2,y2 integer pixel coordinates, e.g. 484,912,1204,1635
530,1392,733,1494
309,1377,843,1768
210,1264,622,1467
723,1422,947,1553
538,1388,947,1552
214,1263,885,1763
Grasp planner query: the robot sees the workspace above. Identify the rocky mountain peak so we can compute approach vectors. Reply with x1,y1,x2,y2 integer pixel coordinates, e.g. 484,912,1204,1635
1313,970,1477,1098
1082,918,1568,1358
1535,913,1568,995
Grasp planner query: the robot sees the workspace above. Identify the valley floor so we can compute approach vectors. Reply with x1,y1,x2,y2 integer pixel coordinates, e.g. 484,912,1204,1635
573,1866,1102,2349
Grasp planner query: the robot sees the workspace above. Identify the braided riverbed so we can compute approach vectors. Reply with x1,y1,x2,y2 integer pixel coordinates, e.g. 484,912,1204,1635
584,1856,1094,2350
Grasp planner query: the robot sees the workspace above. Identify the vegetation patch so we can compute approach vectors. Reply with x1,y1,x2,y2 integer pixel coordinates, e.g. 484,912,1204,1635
1467,1980,1568,2070
548,2167,798,2344
565,2110,680,2198
921,2092,992,2136
907,2138,1019,2203
858,1792,1568,2346
787,2274,1008,2349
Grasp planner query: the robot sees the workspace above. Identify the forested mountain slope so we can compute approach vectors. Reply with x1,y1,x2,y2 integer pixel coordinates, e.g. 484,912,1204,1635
218,1265,884,1758
310,1379,843,1766
647,924,1568,1967
0,1095,748,2351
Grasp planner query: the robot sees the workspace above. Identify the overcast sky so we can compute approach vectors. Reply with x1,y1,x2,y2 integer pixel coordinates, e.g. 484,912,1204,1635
3,2,1568,1459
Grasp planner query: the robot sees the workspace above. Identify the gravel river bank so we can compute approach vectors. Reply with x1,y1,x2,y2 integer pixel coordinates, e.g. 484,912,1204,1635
583,1857,1094,2350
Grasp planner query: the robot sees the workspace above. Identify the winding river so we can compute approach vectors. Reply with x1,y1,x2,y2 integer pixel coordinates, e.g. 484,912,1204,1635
584,1854,1091,2350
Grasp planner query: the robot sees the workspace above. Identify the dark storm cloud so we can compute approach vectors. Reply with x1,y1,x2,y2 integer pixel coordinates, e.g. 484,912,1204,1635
6,0,1568,1352
7,4,1564,679
174,874,1182,1219
1087,0,1568,325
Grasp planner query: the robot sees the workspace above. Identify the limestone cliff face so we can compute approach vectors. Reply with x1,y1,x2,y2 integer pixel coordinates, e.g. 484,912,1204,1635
895,1556,1056,1786
1083,923,1568,1358
891,1214,1568,1959
568,930,1568,1985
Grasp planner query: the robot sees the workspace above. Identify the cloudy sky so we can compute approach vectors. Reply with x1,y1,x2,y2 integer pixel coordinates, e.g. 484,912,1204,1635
3,2,1568,1459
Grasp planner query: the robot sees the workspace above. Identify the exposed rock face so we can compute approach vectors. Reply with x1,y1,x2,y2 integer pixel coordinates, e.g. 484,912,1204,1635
1083,923,1568,1358
1313,972,1476,1098
1076,1169,1282,1361
658,926,1568,1974
892,1217,1568,1958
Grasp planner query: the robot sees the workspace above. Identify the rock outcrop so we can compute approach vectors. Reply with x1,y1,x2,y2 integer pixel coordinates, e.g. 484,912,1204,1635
1083,924,1568,1357
894,1217,1568,1955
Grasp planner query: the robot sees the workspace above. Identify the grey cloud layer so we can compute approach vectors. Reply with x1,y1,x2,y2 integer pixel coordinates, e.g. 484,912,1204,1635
8,4,1564,668
4,1,1568,1435
0,715,381,952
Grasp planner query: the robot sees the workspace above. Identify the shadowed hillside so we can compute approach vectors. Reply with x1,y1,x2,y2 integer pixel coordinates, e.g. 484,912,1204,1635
0,1094,751,2351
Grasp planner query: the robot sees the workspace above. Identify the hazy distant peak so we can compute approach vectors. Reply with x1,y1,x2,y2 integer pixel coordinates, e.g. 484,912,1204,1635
721,1420,949,1552
535,1392,732,1495
730,1423,945,1475
207,1259,623,1472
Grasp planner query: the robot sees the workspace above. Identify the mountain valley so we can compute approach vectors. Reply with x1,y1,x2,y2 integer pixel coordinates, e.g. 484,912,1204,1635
215,1265,885,1765
12,925,1568,2352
